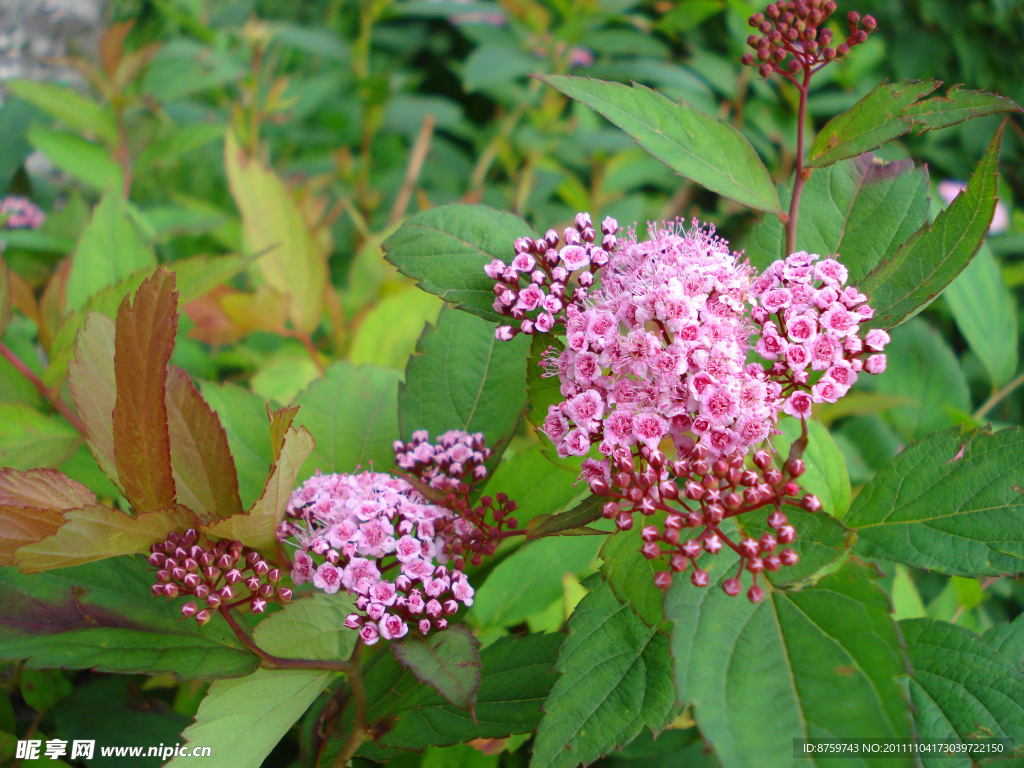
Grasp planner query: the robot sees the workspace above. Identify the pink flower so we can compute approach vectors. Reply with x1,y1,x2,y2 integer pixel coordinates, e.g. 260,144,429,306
783,392,814,419
452,578,474,605
865,354,887,374
560,245,590,271
563,428,592,456
379,613,409,640
359,622,380,646
313,562,343,594
516,285,544,312
865,328,890,352
369,580,397,606
291,551,314,585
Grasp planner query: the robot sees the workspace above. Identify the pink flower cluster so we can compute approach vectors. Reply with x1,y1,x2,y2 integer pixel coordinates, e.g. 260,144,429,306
749,251,889,420
542,219,779,463
279,469,474,646
0,196,44,230
394,429,491,489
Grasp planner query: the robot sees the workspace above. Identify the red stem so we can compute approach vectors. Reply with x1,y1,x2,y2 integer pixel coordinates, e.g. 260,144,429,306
784,63,813,256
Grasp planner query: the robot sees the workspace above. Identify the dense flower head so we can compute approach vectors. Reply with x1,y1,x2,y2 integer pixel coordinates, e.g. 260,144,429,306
149,529,292,624
278,468,474,645
491,212,889,600
1,196,44,230
394,429,492,489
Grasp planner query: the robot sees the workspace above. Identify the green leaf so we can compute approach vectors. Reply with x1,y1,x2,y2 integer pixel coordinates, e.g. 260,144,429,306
382,203,534,322
65,191,157,313
470,536,601,632
846,427,1024,577
167,592,356,768
6,80,119,146
944,244,1018,388
0,403,80,470
901,618,1024,764
463,42,539,93
538,75,781,213
198,382,275,510
113,270,177,513
599,524,668,630
666,560,914,768
743,156,929,281
0,556,258,679
349,284,444,370
67,313,119,485
864,318,970,441
742,507,852,586
980,613,1024,670
859,125,1003,330
400,307,529,452
0,254,10,338
394,624,482,712
27,127,122,192
530,578,676,768
809,81,1020,168
890,565,926,620
224,129,327,335
165,367,243,523
772,417,852,518
292,361,401,477
323,632,561,758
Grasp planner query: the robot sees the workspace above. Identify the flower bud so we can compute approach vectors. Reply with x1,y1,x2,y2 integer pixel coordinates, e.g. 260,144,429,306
654,571,673,591
747,585,765,603
691,569,709,587
723,578,742,596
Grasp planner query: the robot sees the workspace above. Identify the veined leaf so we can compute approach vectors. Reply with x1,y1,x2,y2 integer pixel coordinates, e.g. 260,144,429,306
6,80,119,146
530,578,677,768
27,127,122,192
666,560,913,768
382,204,534,322
859,125,1003,330
0,468,96,566
539,75,782,213
846,427,1024,577
112,270,177,513
772,417,851,518
67,313,119,485
0,403,80,470
393,624,482,712
526,495,604,539
809,80,1020,168
0,506,64,567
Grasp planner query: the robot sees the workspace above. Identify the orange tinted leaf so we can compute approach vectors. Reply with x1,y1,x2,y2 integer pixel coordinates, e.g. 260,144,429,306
203,424,314,549
166,366,243,523
0,507,65,566
68,312,120,487
0,254,10,338
113,269,177,512
0,468,97,509
15,503,197,573
269,405,300,458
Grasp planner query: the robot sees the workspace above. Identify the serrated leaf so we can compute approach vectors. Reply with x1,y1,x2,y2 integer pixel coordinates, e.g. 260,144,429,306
252,590,358,661
400,307,529,454
15,504,197,573
846,427,1024,577
382,204,535,322
224,129,327,334
859,125,1002,330
165,366,243,524
292,361,401,477
539,75,781,213
202,422,314,550
666,560,913,768
772,417,851,518
113,270,177,513
67,312,119,484
901,618,1024,766
526,495,604,539
0,556,258,679
0,507,64,567
471,536,601,632
0,403,81,470
743,156,929,280
809,80,1020,168
740,506,852,585
599,524,668,630
0,468,97,509
394,624,482,712
6,80,119,146
530,578,676,768
944,244,1018,387
323,632,561,759
65,191,157,313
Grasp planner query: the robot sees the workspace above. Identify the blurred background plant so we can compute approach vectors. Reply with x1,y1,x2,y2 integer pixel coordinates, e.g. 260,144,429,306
1,0,1022,766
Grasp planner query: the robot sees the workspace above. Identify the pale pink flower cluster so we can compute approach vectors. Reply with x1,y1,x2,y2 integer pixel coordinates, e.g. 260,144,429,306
279,470,474,646
394,429,491,489
542,219,780,463
1,196,44,229
749,251,889,420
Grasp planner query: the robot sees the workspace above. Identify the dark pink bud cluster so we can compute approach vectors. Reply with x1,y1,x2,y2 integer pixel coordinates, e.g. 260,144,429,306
149,529,291,623
487,212,619,341
279,465,476,646
740,1,876,78
1,196,45,230
589,443,817,602
749,251,889,420
394,429,492,488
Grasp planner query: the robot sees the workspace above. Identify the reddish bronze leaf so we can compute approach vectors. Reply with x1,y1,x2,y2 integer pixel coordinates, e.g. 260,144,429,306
113,269,178,513
0,468,97,509
269,405,300,458
68,312,120,486
15,503,197,573
166,366,243,523
0,506,65,566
